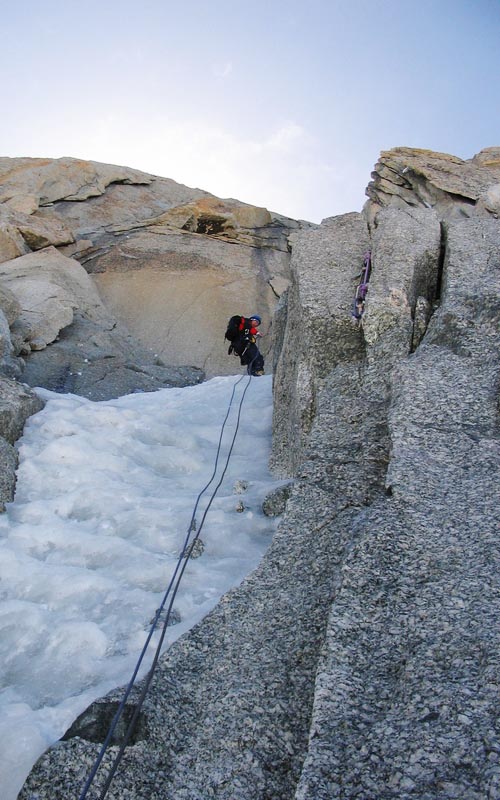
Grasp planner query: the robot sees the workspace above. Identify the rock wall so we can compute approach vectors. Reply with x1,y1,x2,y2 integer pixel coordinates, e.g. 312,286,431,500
288,153,500,799
87,221,290,377
0,157,302,507
0,378,43,509
271,212,370,475
0,157,299,381
18,147,500,800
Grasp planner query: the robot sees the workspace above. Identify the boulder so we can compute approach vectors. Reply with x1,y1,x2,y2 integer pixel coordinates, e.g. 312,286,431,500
0,282,21,325
13,212,75,250
0,247,108,352
0,222,29,263
0,376,44,509
262,481,294,516
0,204,74,260
481,182,500,215
0,375,44,444
3,193,39,215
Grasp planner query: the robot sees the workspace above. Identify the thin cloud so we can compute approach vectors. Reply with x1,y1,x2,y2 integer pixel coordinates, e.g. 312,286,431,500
212,61,233,78
0,112,366,222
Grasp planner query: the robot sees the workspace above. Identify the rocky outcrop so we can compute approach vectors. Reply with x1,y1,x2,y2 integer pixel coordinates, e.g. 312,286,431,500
0,378,43,509
366,145,500,218
0,156,300,381
0,219,30,263
0,157,156,261
0,156,302,506
18,147,500,800
133,195,274,241
0,157,155,206
68,191,295,378
0,245,204,399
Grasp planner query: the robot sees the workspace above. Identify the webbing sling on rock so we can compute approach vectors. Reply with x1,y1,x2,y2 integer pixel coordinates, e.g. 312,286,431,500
352,250,372,320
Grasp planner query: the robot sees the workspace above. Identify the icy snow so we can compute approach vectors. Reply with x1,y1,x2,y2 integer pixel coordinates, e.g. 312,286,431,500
0,374,282,800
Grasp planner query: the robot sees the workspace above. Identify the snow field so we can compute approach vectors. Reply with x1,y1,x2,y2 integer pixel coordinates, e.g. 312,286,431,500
0,375,281,799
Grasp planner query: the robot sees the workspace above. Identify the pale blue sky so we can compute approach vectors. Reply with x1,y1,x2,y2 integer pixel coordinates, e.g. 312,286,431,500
1,0,499,222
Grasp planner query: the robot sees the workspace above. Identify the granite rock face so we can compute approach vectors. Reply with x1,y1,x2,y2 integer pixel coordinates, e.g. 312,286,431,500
293,203,500,800
0,156,301,506
271,212,370,476
0,377,43,508
0,157,155,206
87,224,291,378
19,147,500,800
366,145,500,219
0,156,300,380
0,245,204,400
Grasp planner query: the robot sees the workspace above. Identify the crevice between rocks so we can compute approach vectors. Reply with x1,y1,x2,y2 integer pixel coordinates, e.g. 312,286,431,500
435,221,447,306
61,701,148,747
410,222,447,353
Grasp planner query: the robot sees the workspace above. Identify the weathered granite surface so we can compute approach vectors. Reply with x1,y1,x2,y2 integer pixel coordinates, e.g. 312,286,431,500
0,245,204,400
366,145,500,219
270,212,370,476
0,377,43,508
294,215,500,800
0,156,301,506
88,225,291,377
0,156,301,380
18,147,500,800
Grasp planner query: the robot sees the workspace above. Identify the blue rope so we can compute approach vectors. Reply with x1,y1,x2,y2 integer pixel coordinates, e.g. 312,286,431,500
78,373,252,799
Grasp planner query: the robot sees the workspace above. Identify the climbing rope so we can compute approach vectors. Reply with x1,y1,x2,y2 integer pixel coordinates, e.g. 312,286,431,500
79,372,253,800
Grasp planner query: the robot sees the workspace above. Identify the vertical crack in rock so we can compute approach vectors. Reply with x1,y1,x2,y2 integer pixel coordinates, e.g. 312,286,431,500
435,220,447,305
409,219,447,352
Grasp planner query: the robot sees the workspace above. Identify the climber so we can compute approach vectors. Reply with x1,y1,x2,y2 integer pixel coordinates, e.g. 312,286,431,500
225,314,265,376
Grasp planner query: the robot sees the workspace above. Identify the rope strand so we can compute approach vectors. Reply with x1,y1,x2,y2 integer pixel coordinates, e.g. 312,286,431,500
79,373,252,799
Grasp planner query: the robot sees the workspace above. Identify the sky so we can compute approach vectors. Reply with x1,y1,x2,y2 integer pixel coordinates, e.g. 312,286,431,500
1,0,499,221
0,374,281,799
